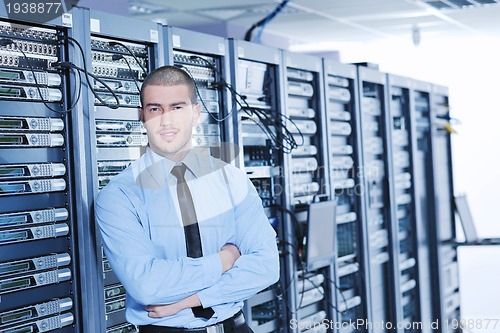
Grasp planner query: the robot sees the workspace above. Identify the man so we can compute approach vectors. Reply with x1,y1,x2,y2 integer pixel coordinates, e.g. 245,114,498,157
95,65,280,333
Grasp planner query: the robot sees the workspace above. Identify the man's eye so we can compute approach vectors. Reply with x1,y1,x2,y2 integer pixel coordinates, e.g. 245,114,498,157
149,107,160,112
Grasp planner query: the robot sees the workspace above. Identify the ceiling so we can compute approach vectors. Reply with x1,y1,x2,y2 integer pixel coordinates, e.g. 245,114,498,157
128,0,500,49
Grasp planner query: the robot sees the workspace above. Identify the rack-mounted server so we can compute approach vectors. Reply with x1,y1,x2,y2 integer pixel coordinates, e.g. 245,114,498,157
323,60,367,333
164,27,231,162
228,39,285,333
0,14,79,333
0,7,463,333
386,74,422,332
71,8,163,333
355,65,398,333
281,51,333,333
429,85,460,333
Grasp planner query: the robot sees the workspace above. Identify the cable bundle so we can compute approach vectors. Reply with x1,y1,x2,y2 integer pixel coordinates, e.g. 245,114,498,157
189,55,303,154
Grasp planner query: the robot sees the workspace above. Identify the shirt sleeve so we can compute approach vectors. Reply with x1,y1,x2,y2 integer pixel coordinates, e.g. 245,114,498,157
95,183,223,306
196,176,280,308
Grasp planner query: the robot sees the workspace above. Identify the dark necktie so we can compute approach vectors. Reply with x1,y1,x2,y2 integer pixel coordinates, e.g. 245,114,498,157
171,164,214,320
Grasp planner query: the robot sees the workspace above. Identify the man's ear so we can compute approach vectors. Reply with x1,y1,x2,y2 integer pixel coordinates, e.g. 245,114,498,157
192,103,201,124
139,107,144,122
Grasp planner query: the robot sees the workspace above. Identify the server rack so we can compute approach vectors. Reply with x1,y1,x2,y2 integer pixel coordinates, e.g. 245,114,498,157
429,85,460,333
386,74,422,332
0,10,81,333
72,8,163,333
281,51,333,333
163,26,231,162
409,79,434,332
0,8,464,333
227,39,285,333
323,60,368,333
355,65,398,333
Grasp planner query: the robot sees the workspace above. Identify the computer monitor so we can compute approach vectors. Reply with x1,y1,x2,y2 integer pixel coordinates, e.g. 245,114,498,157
454,194,479,243
454,194,500,245
304,200,337,272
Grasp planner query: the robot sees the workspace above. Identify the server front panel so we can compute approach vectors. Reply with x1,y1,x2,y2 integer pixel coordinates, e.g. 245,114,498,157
430,86,460,333
79,13,161,331
229,40,285,333
410,80,434,332
0,18,78,333
0,10,463,333
93,34,152,333
166,27,230,161
324,61,367,333
282,52,332,333
387,75,422,332
356,66,396,333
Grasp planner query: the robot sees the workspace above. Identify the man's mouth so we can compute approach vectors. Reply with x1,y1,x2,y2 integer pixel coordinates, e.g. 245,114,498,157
159,129,178,139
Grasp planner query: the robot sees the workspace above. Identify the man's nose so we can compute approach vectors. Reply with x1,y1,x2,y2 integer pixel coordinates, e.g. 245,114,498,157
159,111,174,126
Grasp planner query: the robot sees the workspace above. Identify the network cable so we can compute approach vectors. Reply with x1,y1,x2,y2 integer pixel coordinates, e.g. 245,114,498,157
0,37,82,113
107,41,148,78
328,276,348,314
272,204,304,256
179,56,301,153
275,240,305,314
185,55,234,122
303,274,341,314
244,0,291,42
233,87,303,154
62,36,120,109
227,77,303,153
108,53,141,92
52,61,120,108
189,54,304,153
173,63,222,125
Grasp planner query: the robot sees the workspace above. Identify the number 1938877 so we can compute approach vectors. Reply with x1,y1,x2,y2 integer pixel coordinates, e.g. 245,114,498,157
6,2,62,15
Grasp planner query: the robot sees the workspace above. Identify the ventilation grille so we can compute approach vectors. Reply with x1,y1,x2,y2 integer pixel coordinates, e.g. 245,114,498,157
129,2,305,19
424,0,500,9
194,3,304,20
250,3,303,15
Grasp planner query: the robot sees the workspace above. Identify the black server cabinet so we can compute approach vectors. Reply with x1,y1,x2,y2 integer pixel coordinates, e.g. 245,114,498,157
71,9,163,333
0,11,80,333
429,85,460,333
281,51,333,333
164,27,231,163
228,39,285,333
355,65,398,333
409,79,434,332
323,60,368,333
386,74,423,332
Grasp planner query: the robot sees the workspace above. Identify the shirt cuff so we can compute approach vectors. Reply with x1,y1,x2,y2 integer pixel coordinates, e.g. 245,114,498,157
201,252,222,287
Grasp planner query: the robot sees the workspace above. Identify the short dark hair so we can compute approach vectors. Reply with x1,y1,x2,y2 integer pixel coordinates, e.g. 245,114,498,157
140,65,198,106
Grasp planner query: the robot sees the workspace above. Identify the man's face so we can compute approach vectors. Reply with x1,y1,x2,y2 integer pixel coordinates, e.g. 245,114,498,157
139,84,200,162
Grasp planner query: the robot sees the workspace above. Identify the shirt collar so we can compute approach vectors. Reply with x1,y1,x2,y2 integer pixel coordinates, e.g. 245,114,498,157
144,147,213,182
182,147,213,178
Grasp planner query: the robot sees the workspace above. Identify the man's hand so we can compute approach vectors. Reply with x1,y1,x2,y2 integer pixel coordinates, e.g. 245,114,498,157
145,294,201,318
218,243,241,273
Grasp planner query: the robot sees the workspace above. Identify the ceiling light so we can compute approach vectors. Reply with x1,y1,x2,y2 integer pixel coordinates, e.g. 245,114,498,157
129,1,167,15
412,25,421,46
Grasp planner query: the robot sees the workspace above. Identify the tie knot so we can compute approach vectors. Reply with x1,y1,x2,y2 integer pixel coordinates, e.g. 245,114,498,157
171,163,187,182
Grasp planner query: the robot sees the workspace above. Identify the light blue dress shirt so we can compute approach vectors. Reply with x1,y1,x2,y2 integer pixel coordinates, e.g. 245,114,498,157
95,147,280,328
